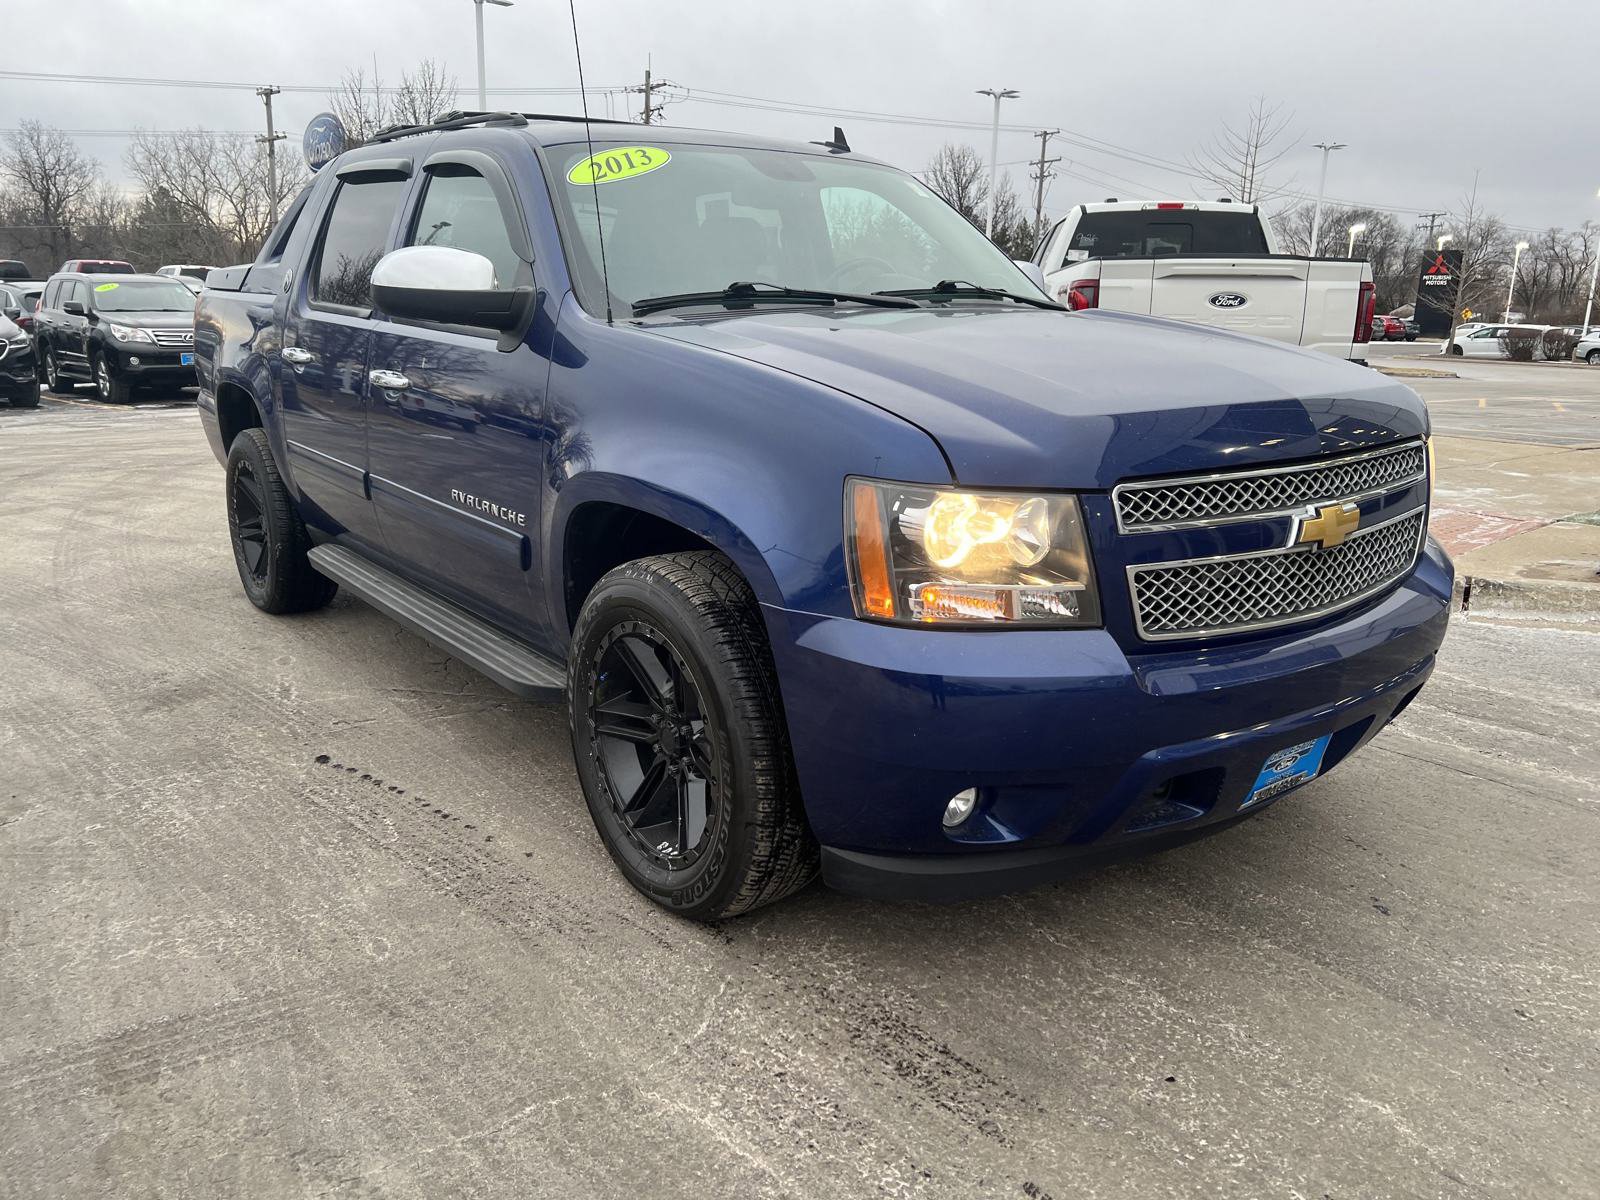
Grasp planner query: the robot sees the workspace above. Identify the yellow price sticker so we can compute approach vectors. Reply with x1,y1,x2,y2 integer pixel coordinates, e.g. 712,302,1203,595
566,146,670,186
94,283,120,292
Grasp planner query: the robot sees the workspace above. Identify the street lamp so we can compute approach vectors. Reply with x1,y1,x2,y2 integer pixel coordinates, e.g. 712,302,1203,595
1437,234,1453,252
1584,187,1600,335
976,87,1020,239
472,0,514,111
1309,141,1346,256
1346,222,1368,259
1503,241,1529,323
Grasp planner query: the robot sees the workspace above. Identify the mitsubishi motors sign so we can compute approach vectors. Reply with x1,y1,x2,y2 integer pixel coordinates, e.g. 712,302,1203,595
1414,249,1462,337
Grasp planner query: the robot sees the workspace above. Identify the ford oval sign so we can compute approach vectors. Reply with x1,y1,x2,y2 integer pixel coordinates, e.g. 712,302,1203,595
1208,292,1248,309
303,112,347,173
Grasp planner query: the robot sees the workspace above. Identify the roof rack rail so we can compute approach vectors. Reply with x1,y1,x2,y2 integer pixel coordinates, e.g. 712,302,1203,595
369,110,529,143
515,111,637,126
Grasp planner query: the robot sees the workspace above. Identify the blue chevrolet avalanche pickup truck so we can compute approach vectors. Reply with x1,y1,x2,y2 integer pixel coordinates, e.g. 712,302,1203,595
194,111,1452,920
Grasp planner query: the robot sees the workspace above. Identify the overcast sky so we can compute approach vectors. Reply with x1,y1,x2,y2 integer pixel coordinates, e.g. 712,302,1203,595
4,0,1595,235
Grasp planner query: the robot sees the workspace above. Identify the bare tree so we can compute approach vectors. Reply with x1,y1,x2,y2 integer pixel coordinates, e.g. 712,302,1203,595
925,144,990,226
331,60,461,143
392,60,460,127
1273,202,1418,310
0,121,103,268
1438,182,1511,346
1188,97,1297,204
125,130,307,260
923,143,1039,260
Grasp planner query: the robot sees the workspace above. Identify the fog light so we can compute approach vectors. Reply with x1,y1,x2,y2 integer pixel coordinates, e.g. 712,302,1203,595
129,356,141,366
942,788,978,828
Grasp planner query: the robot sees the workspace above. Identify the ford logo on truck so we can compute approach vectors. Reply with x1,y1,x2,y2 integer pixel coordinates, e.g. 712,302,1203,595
1208,292,1249,309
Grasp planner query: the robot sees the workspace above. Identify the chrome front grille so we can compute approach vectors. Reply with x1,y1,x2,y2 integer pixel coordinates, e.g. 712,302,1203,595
1114,440,1426,531
1128,508,1427,640
151,328,194,347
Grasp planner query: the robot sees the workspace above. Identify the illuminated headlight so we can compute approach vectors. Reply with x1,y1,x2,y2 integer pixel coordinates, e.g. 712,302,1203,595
106,322,154,343
846,478,1100,626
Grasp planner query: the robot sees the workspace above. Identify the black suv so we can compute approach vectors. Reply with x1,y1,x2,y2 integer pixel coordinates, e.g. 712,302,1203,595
34,273,197,402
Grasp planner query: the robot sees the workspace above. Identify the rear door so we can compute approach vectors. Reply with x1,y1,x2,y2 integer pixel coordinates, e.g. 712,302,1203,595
279,160,411,550
62,281,94,372
365,146,549,640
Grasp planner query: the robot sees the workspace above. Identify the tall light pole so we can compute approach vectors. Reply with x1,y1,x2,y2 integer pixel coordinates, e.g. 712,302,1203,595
976,87,1019,239
1309,141,1345,256
1503,241,1529,322
472,0,514,111
1346,222,1367,259
1584,187,1600,334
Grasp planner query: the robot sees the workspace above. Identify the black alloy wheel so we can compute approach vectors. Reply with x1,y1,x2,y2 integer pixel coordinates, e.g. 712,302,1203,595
231,456,269,585
589,620,719,866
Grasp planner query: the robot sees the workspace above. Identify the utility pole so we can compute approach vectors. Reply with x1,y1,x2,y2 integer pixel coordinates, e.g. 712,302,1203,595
1416,211,1446,244
256,85,287,224
1029,129,1061,232
1308,141,1345,256
631,56,673,125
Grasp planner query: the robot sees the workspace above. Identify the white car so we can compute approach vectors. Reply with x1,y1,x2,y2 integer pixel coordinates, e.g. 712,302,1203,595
156,264,215,289
1442,324,1551,357
1574,333,1600,365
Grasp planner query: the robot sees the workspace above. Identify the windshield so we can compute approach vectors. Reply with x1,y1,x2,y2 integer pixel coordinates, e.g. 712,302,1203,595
89,280,196,312
548,140,1043,314
1069,210,1270,257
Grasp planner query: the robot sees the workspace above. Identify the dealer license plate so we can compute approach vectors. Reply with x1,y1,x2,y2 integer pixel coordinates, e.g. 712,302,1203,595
1242,734,1333,809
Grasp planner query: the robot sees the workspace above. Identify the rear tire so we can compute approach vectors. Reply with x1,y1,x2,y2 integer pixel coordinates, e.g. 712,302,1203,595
569,551,818,920
94,353,132,404
225,427,337,614
43,350,61,393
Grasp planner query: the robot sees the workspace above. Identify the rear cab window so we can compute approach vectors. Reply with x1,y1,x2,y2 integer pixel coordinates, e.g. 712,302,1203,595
311,176,409,310
1067,211,1270,259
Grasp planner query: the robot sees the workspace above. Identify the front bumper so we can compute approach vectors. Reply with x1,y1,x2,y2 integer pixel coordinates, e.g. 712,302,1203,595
102,344,197,385
0,343,37,395
765,538,1453,901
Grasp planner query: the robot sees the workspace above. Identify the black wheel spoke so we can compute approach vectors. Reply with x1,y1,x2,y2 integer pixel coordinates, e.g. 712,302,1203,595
592,697,655,744
614,636,670,709
589,621,721,865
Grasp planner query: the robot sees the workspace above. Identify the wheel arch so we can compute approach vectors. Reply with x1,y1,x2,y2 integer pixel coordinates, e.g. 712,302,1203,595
215,380,265,454
550,479,782,635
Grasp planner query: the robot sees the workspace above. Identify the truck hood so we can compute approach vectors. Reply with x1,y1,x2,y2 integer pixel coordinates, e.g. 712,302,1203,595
643,306,1426,487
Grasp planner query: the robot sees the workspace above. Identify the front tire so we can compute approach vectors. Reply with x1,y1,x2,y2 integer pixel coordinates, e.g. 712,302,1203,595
569,551,818,920
94,353,132,404
225,427,337,614
1587,350,1600,366
8,385,40,408
1449,345,1464,356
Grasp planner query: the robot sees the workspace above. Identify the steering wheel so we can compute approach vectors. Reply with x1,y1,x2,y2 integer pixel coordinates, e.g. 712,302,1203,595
826,255,896,291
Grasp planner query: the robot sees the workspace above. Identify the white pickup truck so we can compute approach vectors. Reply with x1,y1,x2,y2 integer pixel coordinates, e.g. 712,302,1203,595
1032,200,1377,362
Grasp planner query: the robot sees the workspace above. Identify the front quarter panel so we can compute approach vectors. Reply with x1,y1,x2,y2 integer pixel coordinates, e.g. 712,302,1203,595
540,296,952,641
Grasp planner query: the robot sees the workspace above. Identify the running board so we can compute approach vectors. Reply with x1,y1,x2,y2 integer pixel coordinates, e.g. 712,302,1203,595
307,544,566,701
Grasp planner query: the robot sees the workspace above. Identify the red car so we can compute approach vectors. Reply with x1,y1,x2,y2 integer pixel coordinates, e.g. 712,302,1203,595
1369,315,1408,342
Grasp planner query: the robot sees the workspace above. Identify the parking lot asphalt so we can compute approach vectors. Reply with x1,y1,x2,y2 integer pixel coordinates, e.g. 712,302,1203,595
3,401,1599,1199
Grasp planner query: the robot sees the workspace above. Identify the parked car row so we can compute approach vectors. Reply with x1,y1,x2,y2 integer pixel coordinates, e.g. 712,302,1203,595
0,259,206,407
1441,323,1599,361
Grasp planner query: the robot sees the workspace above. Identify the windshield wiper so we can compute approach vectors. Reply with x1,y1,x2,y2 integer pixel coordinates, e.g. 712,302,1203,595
632,280,922,318
876,279,1062,310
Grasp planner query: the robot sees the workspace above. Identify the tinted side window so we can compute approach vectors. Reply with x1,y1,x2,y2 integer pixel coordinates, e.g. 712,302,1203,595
313,177,407,308
409,167,521,287
43,280,60,308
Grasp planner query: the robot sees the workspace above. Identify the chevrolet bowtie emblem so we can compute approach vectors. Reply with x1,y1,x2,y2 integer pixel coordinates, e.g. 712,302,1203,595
1295,502,1361,549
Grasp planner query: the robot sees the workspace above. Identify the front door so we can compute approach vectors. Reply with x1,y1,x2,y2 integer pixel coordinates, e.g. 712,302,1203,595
365,154,549,644
279,167,411,550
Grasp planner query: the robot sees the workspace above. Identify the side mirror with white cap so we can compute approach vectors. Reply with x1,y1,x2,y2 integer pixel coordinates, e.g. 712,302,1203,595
1012,259,1050,295
370,245,530,332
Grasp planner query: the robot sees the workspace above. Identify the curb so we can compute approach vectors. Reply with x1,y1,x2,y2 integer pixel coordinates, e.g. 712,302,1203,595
1453,573,1600,623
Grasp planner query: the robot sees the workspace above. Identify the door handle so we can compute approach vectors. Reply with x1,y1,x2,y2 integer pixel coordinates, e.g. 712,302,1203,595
281,346,313,365
369,369,411,392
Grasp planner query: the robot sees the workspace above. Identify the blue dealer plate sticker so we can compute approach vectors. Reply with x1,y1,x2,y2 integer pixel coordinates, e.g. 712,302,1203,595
180,353,194,366
1243,734,1333,809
